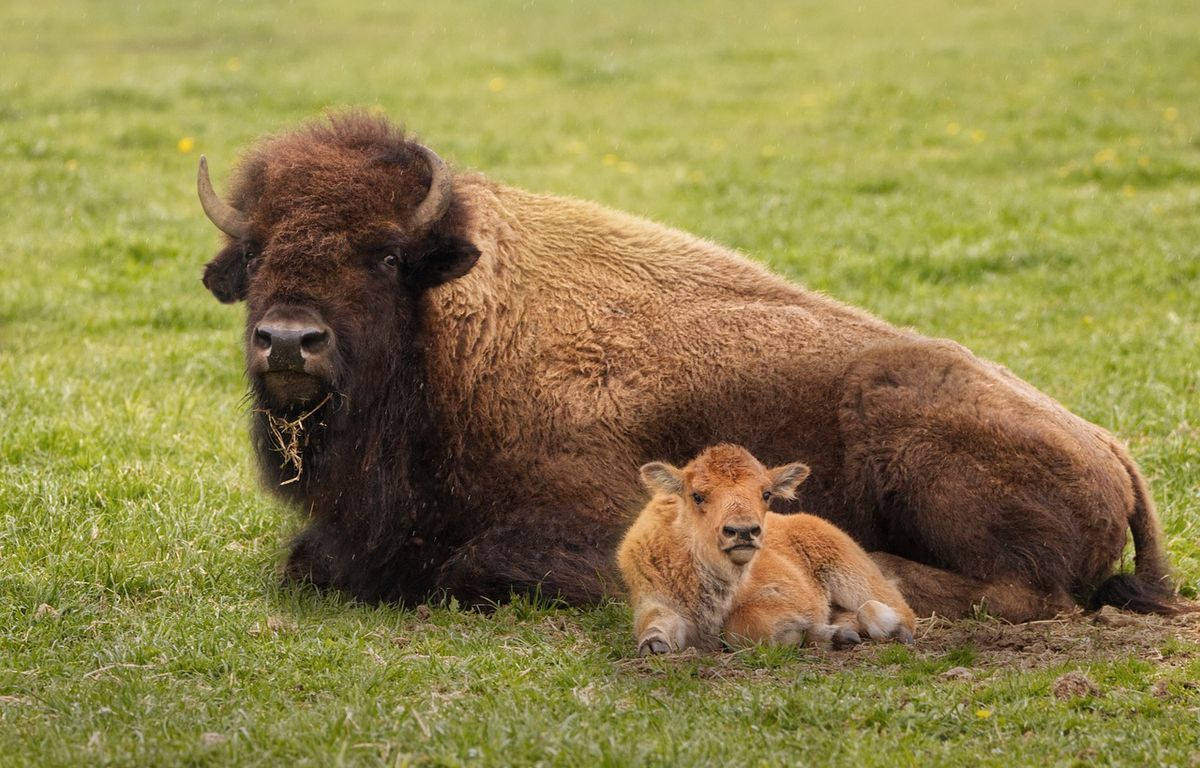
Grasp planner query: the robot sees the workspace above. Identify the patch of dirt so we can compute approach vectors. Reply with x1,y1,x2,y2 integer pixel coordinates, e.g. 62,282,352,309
893,608,1200,671
617,608,1200,677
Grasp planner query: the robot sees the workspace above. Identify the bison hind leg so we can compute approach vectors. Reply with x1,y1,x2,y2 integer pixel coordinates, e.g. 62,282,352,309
1089,572,1182,615
787,620,860,649
839,339,1134,612
871,552,1075,622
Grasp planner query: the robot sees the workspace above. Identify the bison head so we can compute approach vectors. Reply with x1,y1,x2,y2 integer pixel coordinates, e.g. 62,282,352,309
197,115,480,417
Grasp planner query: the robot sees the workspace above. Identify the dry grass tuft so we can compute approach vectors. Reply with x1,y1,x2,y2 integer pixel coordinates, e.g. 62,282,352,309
256,393,332,485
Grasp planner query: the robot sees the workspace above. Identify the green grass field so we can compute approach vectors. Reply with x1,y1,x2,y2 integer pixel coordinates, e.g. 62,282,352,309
3,0,1199,764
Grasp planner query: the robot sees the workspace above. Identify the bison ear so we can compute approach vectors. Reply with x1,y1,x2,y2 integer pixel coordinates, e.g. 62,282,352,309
640,462,684,496
405,234,481,291
768,462,811,500
202,244,249,303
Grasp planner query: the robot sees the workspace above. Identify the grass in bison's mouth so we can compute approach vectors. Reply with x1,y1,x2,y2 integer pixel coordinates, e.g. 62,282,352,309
255,392,333,485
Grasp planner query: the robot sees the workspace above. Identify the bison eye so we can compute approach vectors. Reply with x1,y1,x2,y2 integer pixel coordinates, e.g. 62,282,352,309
691,492,704,505
382,253,399,269
762,490,772,502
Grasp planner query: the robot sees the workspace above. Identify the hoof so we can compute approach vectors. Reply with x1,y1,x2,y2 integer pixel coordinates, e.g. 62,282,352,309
893,626,914,645
832,627,862,649
638,636,673,656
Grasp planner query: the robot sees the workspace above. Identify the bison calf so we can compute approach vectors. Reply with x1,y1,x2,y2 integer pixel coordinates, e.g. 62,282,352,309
618,444,915,655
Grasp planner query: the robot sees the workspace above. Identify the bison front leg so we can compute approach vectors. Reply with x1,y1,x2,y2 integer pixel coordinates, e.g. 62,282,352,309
838,339,1147,621
433,517,622,608
282,521,432,605
282,523,336,589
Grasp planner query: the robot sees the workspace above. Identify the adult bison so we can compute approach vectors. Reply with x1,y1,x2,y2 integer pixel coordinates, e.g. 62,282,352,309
197,113,1177,620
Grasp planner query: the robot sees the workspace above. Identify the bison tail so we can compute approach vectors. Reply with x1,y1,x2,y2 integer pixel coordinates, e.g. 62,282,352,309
1088,447,1184,615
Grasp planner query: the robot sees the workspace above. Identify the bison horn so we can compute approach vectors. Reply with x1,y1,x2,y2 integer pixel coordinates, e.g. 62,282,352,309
197,155,251,240
409,144,454,231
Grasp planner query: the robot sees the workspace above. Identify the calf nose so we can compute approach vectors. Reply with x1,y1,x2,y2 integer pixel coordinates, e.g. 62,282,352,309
722,524,762,541
254,322,331,372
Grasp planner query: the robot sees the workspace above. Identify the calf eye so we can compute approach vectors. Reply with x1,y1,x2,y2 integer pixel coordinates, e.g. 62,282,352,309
382,253,399,268
691,492,704,505
762,490,772,502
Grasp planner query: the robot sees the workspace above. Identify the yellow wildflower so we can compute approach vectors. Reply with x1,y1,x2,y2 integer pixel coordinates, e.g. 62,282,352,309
488,77,505,93
1164,107,1178,122
225,57,241,73
178,137,195,153
969,130,986,144
975,709,992,720
945,122,962,137
603,153,619,167
1093,148,1117,166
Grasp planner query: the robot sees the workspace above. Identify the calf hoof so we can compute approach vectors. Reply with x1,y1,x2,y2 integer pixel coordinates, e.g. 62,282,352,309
638,636,674,656
832,627,862,649
893,626,914,645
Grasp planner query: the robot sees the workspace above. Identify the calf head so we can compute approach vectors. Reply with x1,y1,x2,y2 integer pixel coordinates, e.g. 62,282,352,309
640,444,811,569
197,114,481,417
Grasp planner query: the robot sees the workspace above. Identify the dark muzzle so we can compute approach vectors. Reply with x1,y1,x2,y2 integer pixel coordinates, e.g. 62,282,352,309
249,304,335,407
255,324,330,372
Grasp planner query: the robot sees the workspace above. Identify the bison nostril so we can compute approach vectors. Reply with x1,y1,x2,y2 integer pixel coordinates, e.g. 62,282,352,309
301,329,329,354
723,524,760,540
253,306,333,377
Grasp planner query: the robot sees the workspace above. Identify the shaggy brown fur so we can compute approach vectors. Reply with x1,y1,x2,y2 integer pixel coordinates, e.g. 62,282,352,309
618,445,916,654
198,112,1178,617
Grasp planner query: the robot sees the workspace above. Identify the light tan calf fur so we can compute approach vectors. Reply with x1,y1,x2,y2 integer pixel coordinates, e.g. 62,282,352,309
618,444,915,655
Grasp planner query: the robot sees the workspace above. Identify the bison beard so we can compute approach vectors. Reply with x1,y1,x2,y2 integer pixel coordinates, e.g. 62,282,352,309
198,113,1182,618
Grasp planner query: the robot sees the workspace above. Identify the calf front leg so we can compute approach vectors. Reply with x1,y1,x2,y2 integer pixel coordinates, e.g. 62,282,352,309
631,596,694,656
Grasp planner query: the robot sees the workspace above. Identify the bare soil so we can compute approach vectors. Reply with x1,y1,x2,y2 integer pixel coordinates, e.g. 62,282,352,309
896,606,1200,670
621,607,1200,678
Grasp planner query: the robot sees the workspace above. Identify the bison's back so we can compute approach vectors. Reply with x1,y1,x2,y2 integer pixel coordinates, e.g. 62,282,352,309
421,182,909,519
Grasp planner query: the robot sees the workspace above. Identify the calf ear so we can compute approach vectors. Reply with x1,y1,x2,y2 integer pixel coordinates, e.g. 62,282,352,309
640,462,684,496
202,244,249,303
405,234,481,291
768,462,811,500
